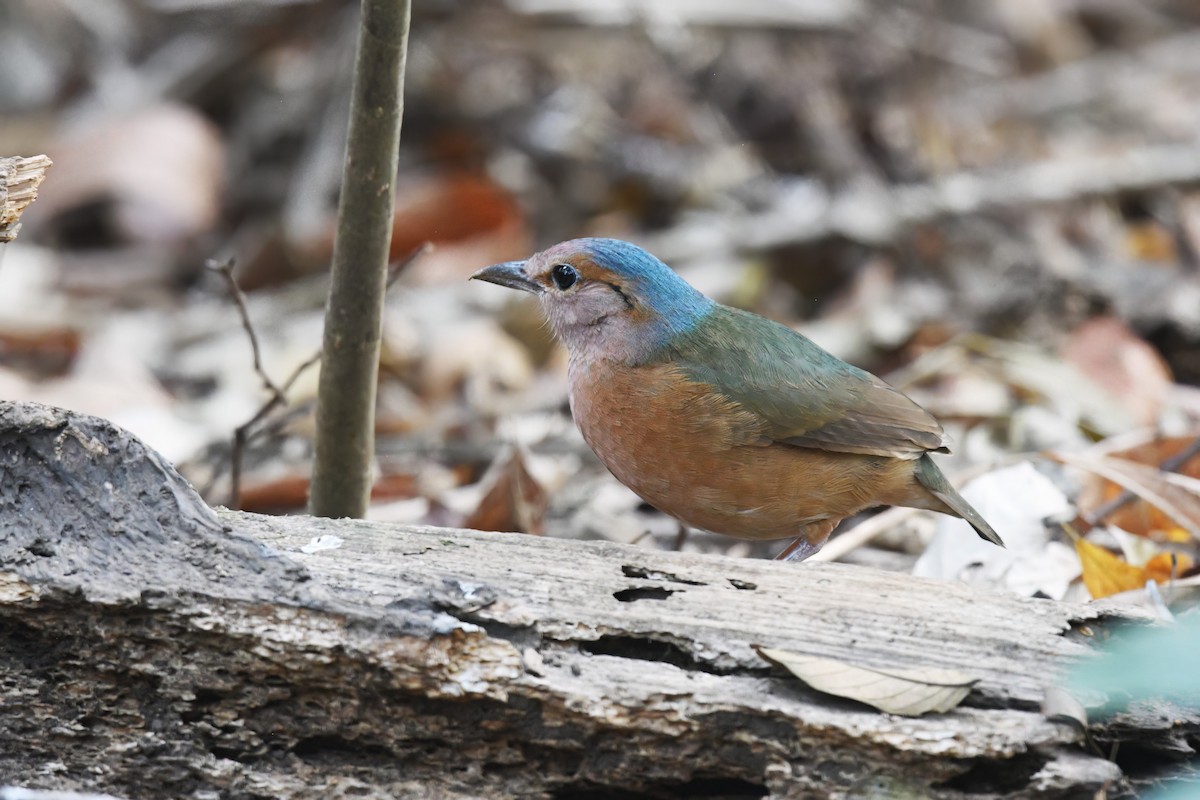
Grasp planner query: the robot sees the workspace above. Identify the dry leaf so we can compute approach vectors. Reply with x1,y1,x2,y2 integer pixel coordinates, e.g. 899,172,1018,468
415,318,535,405
1075,539,1147,599
238,475,311,514
1109,525,1166,567
974,336,1132,436
304,173,529,285
1072,436,1200,539
463,447,548,535
0,327,81,378
1143,551,1193,583
1060,316,1172,427
754,646,977,716
388,174,524,264
1053,449,1200,541
1075,529,1194,600
1125,221,1178,263
1041,686,1088,730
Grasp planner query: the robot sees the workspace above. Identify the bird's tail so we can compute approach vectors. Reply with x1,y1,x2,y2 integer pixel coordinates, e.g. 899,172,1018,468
915,455,1005,547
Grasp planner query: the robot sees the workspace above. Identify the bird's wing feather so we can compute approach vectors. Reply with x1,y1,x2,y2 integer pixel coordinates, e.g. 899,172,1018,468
667,306,947,459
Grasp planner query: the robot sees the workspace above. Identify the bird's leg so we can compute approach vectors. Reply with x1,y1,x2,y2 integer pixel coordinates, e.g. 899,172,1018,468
774,538,820,562
773,519,838,562
672,522,690,551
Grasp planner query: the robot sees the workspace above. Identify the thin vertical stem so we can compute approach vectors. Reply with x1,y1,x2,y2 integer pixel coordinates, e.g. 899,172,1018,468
309,0,411,518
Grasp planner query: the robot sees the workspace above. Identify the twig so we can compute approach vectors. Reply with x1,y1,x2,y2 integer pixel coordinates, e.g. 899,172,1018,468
228,352,322,509
212,245,429,509
206,256,318,508
205,258,285,402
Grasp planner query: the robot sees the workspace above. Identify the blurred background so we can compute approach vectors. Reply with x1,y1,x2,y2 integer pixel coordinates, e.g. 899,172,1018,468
2,0,1200,596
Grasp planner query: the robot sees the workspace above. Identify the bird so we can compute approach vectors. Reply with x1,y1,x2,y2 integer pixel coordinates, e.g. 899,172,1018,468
471,238,1004,561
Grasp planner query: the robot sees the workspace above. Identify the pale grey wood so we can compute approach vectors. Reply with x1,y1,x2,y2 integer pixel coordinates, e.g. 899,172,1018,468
0,154,52,243
0,401,1182,799
244,513,1109,710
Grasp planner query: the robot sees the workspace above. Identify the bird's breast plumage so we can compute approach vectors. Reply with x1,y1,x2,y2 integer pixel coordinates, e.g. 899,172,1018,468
567,354,925,540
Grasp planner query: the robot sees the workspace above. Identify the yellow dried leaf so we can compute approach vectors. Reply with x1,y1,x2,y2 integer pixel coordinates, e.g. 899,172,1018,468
1076,539,1151,599
1164,526,1193,544
1125,222,1177,262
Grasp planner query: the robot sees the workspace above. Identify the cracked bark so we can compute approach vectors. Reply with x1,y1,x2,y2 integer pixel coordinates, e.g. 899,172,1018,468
0,401,1194,799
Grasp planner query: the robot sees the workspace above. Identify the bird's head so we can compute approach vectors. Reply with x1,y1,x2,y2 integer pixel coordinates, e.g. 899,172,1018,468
471,238,713,362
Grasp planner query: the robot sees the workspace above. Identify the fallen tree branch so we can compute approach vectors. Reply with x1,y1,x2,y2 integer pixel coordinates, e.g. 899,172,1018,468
0,154,52,243
1,401,1193,799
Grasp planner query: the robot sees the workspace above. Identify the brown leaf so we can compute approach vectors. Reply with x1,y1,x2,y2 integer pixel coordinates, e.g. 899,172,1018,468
1053,448,1200,541
1076,539,1148,600
0,327,81,378
303,173,529,285
463,447,548,535
389,174,524,262
754,646,977,716
370,472,421,502
1143,551,1194,583
1060,317,1172,427
238,475,311,514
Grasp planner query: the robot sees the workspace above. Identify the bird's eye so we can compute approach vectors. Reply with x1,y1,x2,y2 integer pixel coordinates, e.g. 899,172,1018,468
550,263,579,291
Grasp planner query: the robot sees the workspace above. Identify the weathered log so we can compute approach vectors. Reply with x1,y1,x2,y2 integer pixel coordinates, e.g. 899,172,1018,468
0,154,52,243
0,401,1191,799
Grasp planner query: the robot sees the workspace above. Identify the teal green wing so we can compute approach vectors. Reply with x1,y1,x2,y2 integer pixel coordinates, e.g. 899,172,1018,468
668,306,948,459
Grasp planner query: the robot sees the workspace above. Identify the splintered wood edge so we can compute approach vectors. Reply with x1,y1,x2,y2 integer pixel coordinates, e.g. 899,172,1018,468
0,154,53,243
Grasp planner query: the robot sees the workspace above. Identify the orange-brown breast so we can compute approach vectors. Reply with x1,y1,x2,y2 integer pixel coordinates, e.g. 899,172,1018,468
569,359,929,541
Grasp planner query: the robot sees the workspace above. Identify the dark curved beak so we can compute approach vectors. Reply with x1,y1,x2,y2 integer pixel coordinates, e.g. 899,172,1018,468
470,260,543,294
